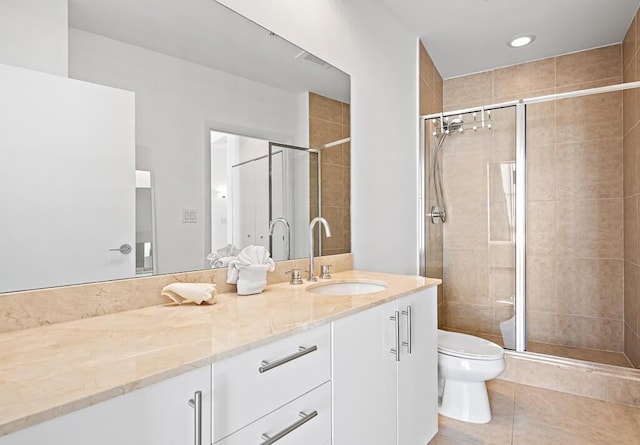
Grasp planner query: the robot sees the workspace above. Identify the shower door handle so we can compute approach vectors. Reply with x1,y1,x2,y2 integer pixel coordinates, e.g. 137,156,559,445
402,306,412,354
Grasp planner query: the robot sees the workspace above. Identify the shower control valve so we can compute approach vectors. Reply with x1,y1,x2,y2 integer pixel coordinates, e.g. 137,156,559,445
427,206,446,224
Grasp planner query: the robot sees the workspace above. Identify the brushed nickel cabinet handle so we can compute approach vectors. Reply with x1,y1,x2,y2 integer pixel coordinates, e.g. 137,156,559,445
187,390,202,445
402,305,413,354
389,311,400,362
259,345,318,373
260,410,318,445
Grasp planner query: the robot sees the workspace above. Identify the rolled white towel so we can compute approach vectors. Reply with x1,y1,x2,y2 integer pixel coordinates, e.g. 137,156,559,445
226,246,275,295
217,244,241,257
213,256,237,268
161,283,217,305
207,244,241,268
236,264,272,296
236,245,275,270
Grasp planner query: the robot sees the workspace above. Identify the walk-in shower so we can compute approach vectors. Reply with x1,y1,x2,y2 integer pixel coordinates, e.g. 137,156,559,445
420,81,640,370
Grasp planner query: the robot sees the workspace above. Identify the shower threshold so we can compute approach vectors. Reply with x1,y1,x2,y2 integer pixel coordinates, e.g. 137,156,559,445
443,327,635,369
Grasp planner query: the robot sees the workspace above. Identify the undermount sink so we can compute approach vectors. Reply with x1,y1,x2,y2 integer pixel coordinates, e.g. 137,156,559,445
307,280,387,296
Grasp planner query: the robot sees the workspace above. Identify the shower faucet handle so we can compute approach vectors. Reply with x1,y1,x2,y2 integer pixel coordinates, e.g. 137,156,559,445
427,206,446,224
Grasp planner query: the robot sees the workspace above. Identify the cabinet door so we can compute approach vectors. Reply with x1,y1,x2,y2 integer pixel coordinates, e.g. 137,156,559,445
0,367,211,445
397,288,438,445
332,300,398,445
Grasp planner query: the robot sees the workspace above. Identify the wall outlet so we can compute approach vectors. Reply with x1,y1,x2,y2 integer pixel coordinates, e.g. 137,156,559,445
183,209,197,223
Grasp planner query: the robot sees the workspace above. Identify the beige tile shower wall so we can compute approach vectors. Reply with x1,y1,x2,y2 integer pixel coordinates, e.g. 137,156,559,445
308,92,351,256
442,45,624,351
0,253,353,333
419,42,445,328
623,9,640,367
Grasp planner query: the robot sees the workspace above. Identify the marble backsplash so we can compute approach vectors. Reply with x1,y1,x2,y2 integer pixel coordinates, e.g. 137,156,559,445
0,253,353,333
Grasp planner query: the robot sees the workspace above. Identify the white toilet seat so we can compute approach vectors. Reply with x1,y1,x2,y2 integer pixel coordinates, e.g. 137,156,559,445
437,329,504,360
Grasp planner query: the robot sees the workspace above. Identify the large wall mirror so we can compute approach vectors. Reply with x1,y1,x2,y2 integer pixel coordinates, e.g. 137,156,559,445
0,0,350,293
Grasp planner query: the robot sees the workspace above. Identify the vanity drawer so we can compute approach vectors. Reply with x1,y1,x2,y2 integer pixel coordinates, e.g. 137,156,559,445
213,325,331,441
215,381,331,445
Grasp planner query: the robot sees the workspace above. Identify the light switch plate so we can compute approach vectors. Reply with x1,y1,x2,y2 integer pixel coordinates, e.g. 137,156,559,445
183,209,197,223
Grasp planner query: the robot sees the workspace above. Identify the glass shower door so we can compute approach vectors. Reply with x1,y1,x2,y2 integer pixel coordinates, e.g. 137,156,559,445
424,106,518,350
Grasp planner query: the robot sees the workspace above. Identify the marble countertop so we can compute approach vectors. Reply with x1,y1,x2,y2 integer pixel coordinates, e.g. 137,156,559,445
0,270,440,436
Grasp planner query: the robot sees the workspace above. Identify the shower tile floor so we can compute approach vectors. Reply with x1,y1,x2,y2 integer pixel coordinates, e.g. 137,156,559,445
446,328,635,368
428,380,640,444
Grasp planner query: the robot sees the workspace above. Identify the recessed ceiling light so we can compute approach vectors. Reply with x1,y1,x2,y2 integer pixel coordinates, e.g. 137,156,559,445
508,34,536,48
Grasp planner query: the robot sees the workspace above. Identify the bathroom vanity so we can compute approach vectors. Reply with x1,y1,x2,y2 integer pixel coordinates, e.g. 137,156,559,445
0,271,439,445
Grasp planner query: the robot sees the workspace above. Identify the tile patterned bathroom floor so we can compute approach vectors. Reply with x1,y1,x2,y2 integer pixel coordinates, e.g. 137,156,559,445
428,380,640,444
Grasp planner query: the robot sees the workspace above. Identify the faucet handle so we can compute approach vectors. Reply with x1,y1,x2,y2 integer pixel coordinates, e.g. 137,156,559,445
285,269,303,285
319,264,332,280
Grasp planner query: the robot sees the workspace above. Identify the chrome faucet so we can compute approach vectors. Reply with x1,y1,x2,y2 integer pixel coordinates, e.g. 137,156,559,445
308,217,331,281
269,217,291,260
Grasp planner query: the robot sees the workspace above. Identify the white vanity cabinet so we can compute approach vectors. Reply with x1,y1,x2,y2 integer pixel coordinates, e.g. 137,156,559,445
0,366,211,445
332,287,438,445
212,324,331,444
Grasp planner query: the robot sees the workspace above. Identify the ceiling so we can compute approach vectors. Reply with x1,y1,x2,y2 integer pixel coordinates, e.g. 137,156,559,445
68,0,350,103
374,0,640,79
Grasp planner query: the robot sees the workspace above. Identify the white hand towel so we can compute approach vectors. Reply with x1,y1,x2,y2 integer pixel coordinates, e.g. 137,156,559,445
217,244,241,257
226,245,275,295
236,264,272,295
213,256,237,268
227,260,241,284
161,283,217,305
207,244,241,268
236,245,276,270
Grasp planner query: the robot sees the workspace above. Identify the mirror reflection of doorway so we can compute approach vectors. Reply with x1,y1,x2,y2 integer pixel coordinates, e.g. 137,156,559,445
135,170,155,275
208,131,320,267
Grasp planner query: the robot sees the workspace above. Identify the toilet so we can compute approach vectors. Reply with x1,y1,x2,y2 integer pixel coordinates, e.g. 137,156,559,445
437,329,505,424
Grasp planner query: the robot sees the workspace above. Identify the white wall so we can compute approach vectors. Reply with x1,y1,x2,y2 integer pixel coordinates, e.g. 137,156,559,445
217,0,420,274
69,29,306,274
0,0,68,76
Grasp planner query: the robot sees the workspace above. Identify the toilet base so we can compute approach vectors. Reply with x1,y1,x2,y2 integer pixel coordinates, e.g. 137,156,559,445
438,378,491,424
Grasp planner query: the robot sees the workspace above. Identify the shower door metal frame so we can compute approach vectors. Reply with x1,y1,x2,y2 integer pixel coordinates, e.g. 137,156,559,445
514,103,526,352
420,80,640,356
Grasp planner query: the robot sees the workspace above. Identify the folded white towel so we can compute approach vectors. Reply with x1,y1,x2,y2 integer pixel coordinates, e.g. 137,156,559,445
161,283,217,305
211,256,237,268
236,264,272,295
226,245,275,295
217,244,241,257
207,244,242,268
237,245,275,268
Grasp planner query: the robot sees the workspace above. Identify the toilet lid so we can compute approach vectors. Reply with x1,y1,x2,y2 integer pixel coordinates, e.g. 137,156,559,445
437,330,504,360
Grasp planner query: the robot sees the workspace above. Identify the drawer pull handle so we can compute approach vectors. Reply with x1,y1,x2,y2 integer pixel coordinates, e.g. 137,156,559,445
259,345,318,373
259,410,318,445
389,311,400,361
187,390,202,445
402,305,412,354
